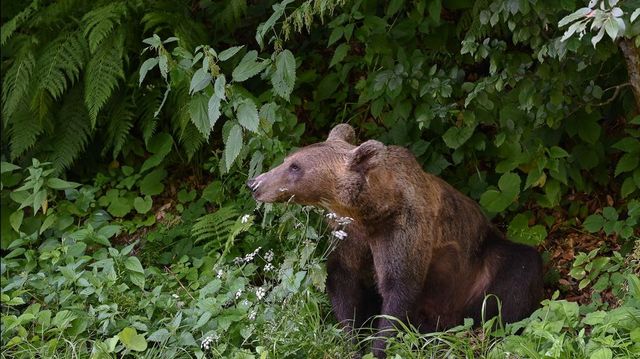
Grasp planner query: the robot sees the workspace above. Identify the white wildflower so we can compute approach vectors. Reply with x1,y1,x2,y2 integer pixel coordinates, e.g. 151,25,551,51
241,214,251,223
235,289,243,299
248,310,257,320
256,287,266,301
201,333,219,350
337,216,354,225
264,250,274,262
332,230,348,240
264,263,274,272
325,212,338,219
172,293,179,299
216,269,224,279
233,257,244,265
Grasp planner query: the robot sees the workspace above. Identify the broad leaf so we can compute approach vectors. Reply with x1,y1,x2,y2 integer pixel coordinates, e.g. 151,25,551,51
271,50,296,100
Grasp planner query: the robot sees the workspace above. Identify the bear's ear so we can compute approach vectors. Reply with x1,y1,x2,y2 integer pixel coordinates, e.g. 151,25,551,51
347,140,385,172
327,124,356,144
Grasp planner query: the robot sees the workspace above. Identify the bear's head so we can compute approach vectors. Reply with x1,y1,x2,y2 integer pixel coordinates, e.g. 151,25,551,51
246,124,392,220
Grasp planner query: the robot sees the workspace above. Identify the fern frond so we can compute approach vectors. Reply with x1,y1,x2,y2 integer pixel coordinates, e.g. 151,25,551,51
84,33,124,126
2,50,35,121
49,86,92,172
32,0,88,28
141,2,208,50
102,95,135,158
180,122,207,161
0,0,39,46
36,31,88,100
9,100,43,160
82,1,128,53
218,0,248,31
192,205,239,244
136,87,162,145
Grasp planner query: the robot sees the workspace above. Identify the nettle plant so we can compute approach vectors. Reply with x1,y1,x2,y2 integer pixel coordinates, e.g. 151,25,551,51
139,34,297,173
559,0,639,47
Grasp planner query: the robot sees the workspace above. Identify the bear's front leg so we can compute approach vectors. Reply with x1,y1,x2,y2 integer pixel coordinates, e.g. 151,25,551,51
370,239,430,358
326,236,379,335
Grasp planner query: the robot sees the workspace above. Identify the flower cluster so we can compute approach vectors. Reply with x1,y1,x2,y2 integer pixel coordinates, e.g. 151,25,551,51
248,310,257,320
216,269,224,279
264,250,274,262
201,333,219,350
235,289,243,299
336,216,354,225
256,287,266,300
332,230,348,240
264,263,274,272
234,246,262,265
241,214,251,223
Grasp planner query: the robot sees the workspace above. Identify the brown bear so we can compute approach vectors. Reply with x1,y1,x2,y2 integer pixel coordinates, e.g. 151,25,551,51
247,124,544,357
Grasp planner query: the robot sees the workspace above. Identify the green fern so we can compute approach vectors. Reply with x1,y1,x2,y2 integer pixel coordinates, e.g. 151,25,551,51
48,86,92,171
84,33,124,126
9,100,43,160
136,88,162,146
102,95,135,158
2,50,35,120
82,1,129,53
192,205,240,244
0,0,39,46
35,31,88,100
180,122,207,161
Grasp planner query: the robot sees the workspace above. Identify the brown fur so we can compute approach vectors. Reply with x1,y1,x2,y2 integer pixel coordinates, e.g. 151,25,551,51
247,124,544,357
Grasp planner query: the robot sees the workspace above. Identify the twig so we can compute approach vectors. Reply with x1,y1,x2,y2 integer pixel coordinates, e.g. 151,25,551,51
164,265,196,301
593,82,631,107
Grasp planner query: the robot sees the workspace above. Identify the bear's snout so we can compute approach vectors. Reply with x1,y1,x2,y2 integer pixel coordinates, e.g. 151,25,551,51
246,178,260,193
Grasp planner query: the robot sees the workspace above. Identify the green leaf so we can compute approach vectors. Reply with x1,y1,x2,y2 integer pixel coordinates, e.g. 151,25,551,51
147,328,170,343
107,195,132,218
549,146,569,158
327,27,343,46
140,133,173,173
189,93,212,138
271,49,296,101
621,177,636,198
232,51,268,82
578,120,600,144
480,172,521,213
0,162,20,174
442,124,476,149
604,18,618,40
97,224,121,239
214,74,226,100
9,211,23,233
237,100,259,133
224,123,243,171
590,347,612,359
615,153,639,176
124,256,144,274
47,178,81,190
139,168,166,196
118,327,147,352
602,207,618,221
218,45,244,61
583,214,604,232
139,58,158,86
612,137,640,153
189,68,212,95
133,196,152,214
329,44,349,68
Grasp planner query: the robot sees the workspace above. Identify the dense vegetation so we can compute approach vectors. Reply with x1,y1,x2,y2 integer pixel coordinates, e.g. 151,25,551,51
1,0,639,358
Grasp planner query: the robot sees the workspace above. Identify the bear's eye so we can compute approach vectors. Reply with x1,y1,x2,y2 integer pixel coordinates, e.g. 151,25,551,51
289,163,301,172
